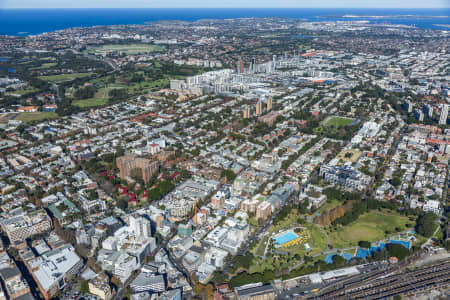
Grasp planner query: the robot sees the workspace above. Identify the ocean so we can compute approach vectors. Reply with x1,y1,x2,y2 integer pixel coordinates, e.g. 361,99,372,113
0,8,448,36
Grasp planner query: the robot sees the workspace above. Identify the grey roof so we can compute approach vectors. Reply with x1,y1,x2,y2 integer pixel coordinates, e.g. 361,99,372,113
131,273,164,289
236,284,275,298
15,293,35,300
0,266,21,281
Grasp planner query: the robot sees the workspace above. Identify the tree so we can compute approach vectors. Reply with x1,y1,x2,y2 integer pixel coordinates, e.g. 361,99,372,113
80,280,89,294
415,212,437,237
358,241,371,248
387,244,410,261
391,177,401,187
221,169,236,183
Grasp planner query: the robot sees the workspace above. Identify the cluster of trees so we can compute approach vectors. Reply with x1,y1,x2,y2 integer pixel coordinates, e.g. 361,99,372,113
371,243,411,261
273,205,293,226
415,212,438,237
130,73,145,83
74,86,97,100
109,88,129,104
230,252,254,272
221,169,236,183
321,123,360,141
56,98,81,116
252,122,273,136
147,180,175,202
229,270,275,288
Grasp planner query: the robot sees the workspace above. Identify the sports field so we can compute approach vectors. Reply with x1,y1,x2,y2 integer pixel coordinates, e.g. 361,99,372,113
40,72,93,83
84,44,165,55
328,211,413,249
322,116,355,128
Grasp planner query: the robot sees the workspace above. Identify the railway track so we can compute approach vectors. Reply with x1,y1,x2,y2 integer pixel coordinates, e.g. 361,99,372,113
310,259,450,300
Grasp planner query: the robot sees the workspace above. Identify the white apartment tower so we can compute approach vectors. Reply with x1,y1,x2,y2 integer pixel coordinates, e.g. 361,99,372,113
439,104,448,125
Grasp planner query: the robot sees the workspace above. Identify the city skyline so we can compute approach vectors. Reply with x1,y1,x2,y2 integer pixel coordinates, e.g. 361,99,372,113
1,0,449,9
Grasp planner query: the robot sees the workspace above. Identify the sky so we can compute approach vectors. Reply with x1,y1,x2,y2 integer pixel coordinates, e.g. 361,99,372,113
1,0,449,9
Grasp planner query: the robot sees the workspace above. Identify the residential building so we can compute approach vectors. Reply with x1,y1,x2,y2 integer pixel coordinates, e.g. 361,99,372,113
88,272,113,300
439,104,448,125
116,154,159,183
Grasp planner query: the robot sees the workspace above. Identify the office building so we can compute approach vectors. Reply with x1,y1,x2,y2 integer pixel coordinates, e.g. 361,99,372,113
177,223,192,237
28,245,83,300
131,273,165,293
1,209,52,244
129,214,152,239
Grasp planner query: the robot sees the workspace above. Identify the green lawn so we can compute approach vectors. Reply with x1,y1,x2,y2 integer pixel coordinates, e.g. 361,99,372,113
72,87,115,108
318,199,341,214
73,98,108,108
6,87,38,96
31,62,57,70
327,211,413,249
39,72,93,83
83,44,165,55
322,116,355,128
16,112,58,123
255,236,269,256
284,224,328,256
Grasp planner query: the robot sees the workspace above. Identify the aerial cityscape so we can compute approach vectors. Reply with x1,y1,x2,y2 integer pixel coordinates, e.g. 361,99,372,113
0,2,449,300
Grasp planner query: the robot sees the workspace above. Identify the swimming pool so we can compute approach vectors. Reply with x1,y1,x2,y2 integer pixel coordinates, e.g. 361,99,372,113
274,231,299,245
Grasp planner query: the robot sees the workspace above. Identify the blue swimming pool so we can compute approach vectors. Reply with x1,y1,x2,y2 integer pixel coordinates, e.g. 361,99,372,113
274,232,299,245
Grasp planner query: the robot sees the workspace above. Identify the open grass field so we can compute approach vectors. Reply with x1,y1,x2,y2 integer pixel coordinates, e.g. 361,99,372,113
83,44,165,55
284,224,328,256
6,87,38,96
327,211,413,249
255,236,269,256
73,98,108,108
72,87,114,108
31,62,57,70
322,116,355,128
16,112,58,123
110,78,169,94
39,72,93,83
318,199,341,214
